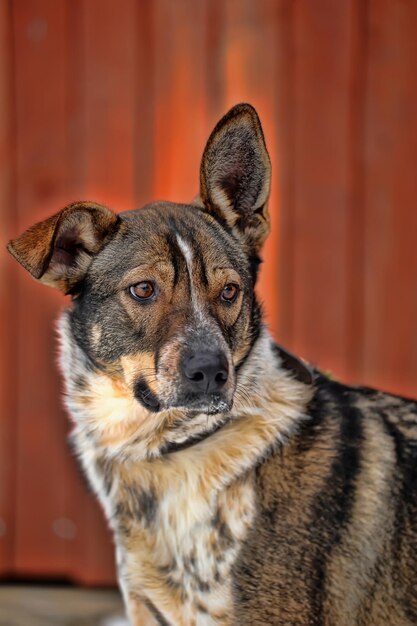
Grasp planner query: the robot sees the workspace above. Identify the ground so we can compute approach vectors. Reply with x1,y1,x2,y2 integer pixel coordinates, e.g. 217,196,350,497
0,586,127,626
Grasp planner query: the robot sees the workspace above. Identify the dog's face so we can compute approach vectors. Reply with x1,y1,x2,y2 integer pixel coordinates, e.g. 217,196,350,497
70,202,260,416
8,104,271,448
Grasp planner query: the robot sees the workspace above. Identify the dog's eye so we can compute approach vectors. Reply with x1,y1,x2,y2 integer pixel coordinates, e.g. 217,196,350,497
220,283,239,303
129,282,155,301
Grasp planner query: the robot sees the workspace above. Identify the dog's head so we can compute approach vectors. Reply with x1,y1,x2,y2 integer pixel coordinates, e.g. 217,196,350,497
8,104,273,452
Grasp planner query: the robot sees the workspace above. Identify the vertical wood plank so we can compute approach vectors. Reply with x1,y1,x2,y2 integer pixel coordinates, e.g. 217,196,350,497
133,0,155,208
153,0,208,202
344,0,368,383
291,0,355,379
12,0,73,576
0,0,17,574
205,0,226,122
82,0,137,211
275,0,296,346
362,0,417,396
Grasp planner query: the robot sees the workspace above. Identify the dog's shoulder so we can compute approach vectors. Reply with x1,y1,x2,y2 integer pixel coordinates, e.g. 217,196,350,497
234,372,417,625
251,367,417,537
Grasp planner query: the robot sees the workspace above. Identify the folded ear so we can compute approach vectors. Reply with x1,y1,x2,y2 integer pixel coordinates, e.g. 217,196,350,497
200,103,271,254
7,201,120,293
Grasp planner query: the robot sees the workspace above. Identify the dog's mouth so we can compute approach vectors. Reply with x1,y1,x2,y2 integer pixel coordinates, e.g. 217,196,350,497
160,415,231,455
177,395,233,416
134,378,233,453
134,379,233,415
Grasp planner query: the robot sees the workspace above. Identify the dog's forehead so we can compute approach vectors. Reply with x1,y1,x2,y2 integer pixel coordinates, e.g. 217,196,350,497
92,202,247,279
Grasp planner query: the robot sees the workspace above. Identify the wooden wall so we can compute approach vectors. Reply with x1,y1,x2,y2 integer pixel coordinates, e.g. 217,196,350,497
1,0,416,584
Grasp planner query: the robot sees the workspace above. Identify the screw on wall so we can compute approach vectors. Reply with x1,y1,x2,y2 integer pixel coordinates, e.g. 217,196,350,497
52,517,77,541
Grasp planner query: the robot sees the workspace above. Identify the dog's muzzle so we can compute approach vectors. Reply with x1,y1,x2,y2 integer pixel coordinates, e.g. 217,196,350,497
134,350,233,415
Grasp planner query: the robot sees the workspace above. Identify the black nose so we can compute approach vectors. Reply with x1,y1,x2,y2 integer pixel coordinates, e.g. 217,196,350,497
182,352,229,393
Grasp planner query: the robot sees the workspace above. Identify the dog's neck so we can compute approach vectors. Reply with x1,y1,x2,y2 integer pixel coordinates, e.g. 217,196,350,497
58,312,314,470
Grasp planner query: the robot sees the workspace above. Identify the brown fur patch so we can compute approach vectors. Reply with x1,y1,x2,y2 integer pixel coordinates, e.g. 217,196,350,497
7,201,119,291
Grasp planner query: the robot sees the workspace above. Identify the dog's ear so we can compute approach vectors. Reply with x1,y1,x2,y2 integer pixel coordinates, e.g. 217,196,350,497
7,201,120,294
200,103,271,254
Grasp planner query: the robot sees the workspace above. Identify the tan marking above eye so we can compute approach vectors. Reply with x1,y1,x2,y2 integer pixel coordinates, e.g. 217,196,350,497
129,281,155,301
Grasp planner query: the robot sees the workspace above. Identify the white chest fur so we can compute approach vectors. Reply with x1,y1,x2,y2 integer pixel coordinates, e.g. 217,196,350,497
75,434,255,625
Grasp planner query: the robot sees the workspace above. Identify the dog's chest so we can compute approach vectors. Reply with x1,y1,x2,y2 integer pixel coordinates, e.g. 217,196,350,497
84,447,256,623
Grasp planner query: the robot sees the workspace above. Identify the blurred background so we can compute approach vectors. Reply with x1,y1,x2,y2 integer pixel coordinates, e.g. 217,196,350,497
0,0,416,598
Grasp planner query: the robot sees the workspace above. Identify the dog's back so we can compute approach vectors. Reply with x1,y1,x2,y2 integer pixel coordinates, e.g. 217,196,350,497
235,374,417,625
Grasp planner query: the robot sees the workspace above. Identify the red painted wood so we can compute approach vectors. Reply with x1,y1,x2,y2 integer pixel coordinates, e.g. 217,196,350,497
12,0,74,577
344,0,368,383
3,0,417,585
82,0,137,211
0,0,17,575
205,0,226,121
133,0,156,208
291,0,356,380
153,0,209,203
362,0,417,397
275,0,296,346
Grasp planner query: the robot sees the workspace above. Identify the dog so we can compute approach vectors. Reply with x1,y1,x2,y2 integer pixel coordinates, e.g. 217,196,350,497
7,103,417,625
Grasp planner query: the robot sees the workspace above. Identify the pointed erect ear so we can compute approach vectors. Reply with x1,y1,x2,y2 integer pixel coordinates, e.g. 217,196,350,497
200,103,271,254
7,201,120,293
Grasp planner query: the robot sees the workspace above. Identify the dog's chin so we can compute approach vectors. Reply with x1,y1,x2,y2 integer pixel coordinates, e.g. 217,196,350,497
159,411,232,455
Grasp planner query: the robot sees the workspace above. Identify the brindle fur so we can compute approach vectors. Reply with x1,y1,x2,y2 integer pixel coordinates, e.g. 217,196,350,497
7,104,417,625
